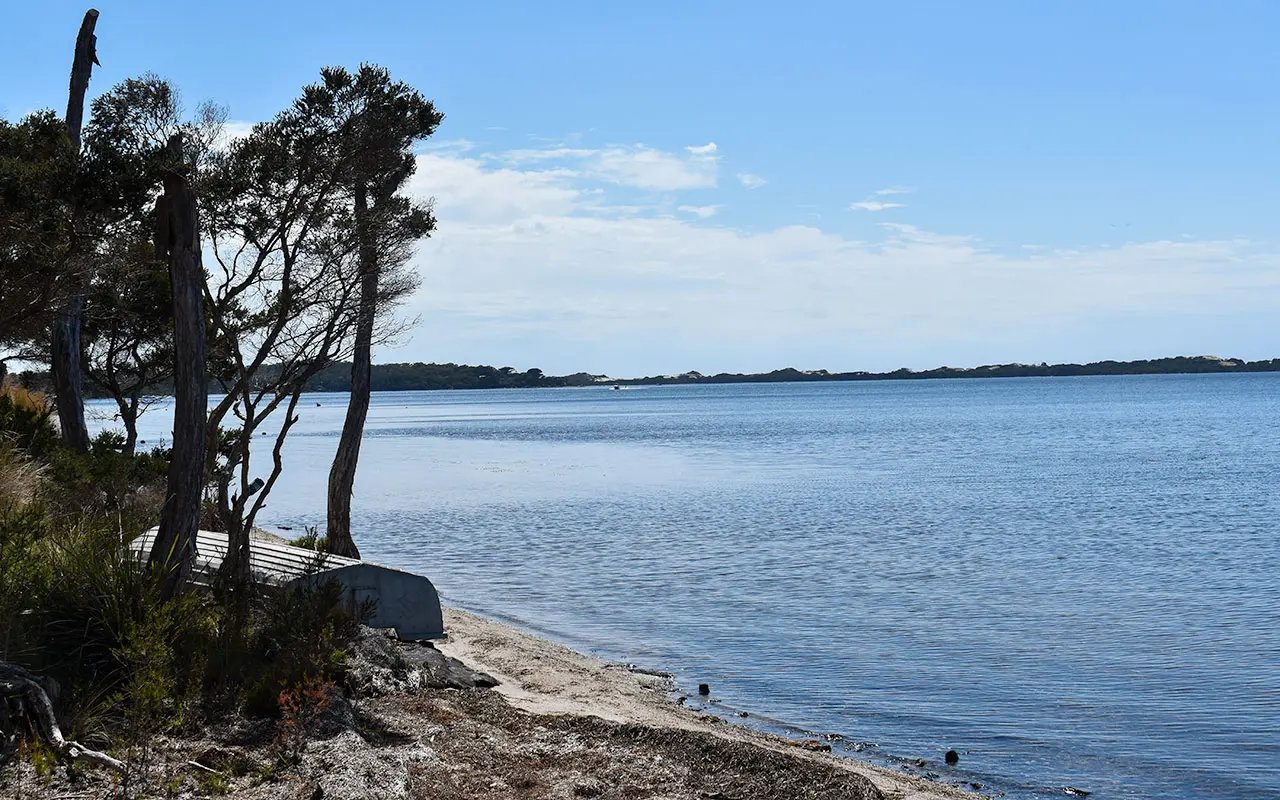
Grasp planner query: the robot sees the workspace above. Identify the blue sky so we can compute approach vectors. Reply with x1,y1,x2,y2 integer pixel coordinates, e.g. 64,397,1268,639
4,1,1280,375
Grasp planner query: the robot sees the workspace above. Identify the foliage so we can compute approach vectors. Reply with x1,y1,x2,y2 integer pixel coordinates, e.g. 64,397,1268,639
273,675,334,765
0,425,366,777
241,576,369,716
0,111,79,355
0,383,58,458
76,75,222,454
288,526,329,552
43,430,170,519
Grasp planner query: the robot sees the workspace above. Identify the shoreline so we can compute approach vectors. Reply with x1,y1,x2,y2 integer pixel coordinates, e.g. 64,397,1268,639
437,605,982,800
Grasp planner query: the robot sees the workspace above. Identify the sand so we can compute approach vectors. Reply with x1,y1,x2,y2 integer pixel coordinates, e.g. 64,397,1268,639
437,606,980,800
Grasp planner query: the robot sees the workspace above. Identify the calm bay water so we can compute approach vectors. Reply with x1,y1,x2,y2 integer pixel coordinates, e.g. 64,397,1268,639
106,374,1280,799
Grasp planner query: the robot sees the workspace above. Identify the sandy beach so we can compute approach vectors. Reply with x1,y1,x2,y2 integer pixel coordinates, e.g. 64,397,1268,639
435,606,982,800
2,605,983,799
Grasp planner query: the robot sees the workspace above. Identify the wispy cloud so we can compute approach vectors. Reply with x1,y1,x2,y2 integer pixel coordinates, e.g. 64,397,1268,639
678,204,722,218
850,187,913,211
850,201,903,212
738,173,767,190
422,138,480,153
500,143,717,191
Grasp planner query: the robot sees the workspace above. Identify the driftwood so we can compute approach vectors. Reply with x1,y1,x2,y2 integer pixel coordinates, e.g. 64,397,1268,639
0,661,123,772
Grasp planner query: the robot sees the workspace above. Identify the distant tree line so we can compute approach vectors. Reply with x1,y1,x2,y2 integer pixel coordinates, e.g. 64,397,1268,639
12,354,1279,397
301,362,603,391
618,356,1280,385
279,354,1280,389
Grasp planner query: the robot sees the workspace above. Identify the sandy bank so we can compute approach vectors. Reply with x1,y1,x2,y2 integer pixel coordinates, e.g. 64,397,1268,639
437,606,979,800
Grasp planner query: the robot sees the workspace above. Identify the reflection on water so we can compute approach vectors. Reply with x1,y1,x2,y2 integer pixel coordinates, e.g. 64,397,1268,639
103,374,1280,800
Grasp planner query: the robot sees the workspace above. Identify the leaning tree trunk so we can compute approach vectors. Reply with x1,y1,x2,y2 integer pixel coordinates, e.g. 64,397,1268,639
49,8,100,454
147,136,207,601
325,185,376,559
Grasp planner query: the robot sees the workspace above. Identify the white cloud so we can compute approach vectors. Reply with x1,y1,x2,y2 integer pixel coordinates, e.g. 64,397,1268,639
737,173,767,189
500,143,717,191
874,187,915,196
391,147,1280,375
409,154,583,224
210,120,255,151
594,145,716,190
850,201,903,211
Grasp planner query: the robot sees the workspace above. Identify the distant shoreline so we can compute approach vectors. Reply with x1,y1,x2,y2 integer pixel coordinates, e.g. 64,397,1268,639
262,353,1280,391
14,354,1280,397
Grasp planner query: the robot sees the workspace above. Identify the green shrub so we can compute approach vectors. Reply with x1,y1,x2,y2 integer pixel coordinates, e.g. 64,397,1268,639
240,576,369,716
0,430,367,769
287,526,328,552
43,431,169,520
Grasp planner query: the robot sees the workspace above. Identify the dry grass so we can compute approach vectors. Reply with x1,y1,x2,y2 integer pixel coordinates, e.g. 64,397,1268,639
0,380,50,411
0,436,43,509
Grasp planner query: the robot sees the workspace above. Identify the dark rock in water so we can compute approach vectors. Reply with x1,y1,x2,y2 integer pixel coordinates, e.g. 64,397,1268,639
736,710,750,717
945,749,959,765
676,695,687,705
698,683,711,695
1063,788,1091,797
970,782,983,790
914,758,928,767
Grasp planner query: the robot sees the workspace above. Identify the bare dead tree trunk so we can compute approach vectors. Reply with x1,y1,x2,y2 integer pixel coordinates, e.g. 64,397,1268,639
325,185,375,559
148,136,207,601
50,8,100,454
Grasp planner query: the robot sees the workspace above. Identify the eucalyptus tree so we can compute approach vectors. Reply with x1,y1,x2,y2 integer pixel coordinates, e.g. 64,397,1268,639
317,65,440,559
199,103,371,594
81,234,172,454
77,75,221,453
0,112,80,362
